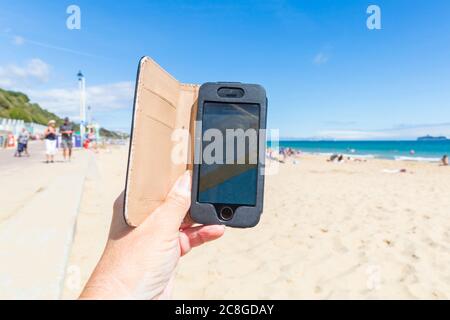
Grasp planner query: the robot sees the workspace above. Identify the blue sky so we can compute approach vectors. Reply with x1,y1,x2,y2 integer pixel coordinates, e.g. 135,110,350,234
1,0,449,139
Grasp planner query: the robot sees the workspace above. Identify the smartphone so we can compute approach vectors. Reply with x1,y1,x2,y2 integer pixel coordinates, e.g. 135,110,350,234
190,82,267,228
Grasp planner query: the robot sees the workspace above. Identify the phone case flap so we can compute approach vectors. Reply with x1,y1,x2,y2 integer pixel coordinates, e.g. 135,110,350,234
124,57,199,226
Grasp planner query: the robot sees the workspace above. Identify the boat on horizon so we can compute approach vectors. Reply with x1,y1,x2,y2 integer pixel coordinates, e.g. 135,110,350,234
417,135,448,141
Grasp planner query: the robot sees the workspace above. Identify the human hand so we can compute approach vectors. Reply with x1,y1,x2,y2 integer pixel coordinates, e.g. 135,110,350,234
80,171,225,300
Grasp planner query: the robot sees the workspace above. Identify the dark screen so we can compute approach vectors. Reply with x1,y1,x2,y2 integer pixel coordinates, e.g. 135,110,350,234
198,102,259,206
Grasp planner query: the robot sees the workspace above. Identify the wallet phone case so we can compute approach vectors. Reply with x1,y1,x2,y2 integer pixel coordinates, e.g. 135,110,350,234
124,57,200,226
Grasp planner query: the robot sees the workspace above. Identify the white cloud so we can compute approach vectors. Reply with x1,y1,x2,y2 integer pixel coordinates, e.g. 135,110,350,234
313,52,330,65
0,57,133,127
12,35,25,46
27,59,50,80
26,81,135,119
0,59,50,87
0,78,13,87
10,35,102,59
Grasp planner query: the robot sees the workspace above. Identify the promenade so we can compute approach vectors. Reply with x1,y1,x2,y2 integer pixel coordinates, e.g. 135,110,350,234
0,142,90,299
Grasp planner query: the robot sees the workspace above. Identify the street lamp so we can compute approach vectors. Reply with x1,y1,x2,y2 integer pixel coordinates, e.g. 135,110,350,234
77,71,86,145
87,105,92,125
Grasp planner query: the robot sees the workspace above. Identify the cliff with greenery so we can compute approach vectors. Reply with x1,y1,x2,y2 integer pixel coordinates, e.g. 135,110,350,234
0,88,124,138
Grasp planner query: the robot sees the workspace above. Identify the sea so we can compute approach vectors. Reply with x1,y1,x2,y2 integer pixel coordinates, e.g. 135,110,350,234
268,140,450,162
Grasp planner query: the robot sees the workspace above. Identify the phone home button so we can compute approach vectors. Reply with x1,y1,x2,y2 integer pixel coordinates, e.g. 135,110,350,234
219,206,234,221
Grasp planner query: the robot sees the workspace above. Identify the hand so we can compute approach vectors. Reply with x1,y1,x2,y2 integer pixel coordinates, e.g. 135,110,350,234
79,171,225,300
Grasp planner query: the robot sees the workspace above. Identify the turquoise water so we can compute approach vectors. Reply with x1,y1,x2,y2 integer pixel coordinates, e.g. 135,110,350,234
268,140,450,161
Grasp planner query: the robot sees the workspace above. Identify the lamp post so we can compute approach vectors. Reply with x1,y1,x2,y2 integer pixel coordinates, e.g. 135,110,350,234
77,71,86,145
87,105,92,125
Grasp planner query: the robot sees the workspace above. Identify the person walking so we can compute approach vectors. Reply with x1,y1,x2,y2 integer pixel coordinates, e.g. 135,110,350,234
44,120,57,163
60,117,74,161
14,128,30,157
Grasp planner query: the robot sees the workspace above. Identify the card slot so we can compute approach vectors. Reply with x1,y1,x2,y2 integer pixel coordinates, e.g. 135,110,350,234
127,118,174,206
141,113,173,130
140,58,180,107
142,86,177,109
137,88,177,128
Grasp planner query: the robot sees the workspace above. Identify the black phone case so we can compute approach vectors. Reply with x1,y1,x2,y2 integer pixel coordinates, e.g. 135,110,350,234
190,82,268,228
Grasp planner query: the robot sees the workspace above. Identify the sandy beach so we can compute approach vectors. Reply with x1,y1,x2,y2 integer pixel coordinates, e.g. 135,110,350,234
58,146,450,300
3,0,450,304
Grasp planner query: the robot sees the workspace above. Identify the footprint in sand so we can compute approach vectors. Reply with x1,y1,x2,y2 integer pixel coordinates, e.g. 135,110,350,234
422,236,438,249
383,239,394,247
332,236,349,254
399,264,418,284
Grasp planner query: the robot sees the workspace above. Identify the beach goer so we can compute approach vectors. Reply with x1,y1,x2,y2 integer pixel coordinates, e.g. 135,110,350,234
442,155,449,166
44,120,57,164
60,117,74,162
279,148,286,163
14,128,30,157
80,171,225,300
21,129,30,157
87,128,98,151
328,154,339,162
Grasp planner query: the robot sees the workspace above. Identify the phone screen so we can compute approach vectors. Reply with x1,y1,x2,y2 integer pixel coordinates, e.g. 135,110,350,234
198,102,260,206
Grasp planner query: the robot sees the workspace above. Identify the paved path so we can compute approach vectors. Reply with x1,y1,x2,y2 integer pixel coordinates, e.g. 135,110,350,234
0,141,46,171
0,142,90,299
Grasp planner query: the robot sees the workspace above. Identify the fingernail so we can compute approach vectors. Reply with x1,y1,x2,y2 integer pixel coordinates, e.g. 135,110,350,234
212,225,226,232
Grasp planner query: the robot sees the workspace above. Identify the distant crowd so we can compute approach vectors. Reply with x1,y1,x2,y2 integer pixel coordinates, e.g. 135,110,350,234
266,147,449,167
14,117,98,163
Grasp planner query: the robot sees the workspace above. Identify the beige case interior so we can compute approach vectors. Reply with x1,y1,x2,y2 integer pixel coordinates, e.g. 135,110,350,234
124,57,199,226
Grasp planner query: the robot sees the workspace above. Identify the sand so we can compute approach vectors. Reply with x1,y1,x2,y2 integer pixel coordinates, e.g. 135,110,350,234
61,145,127,299
62,147,450,300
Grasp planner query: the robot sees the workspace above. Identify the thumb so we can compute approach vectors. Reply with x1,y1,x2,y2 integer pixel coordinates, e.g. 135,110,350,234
147,171,192,227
